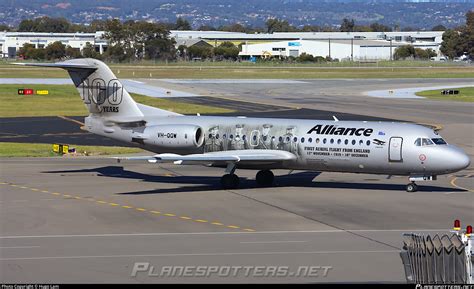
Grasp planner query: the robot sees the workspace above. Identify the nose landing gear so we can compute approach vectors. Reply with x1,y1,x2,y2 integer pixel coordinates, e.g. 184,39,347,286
406,182,418,192
406,175,437,192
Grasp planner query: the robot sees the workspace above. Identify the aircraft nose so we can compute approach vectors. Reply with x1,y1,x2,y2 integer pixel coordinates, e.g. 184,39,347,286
447,147,471,172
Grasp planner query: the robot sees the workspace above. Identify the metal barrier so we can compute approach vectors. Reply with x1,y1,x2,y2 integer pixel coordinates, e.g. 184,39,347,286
400,221,473,284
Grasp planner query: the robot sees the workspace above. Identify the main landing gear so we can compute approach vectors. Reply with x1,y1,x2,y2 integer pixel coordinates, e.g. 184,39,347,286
221,174,240,189
256,170,274,187
219,164,275,189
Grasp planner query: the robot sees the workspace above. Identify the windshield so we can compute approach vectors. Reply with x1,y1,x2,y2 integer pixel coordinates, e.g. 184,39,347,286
415,137,447,146
422,138,434,146
431,138,447,145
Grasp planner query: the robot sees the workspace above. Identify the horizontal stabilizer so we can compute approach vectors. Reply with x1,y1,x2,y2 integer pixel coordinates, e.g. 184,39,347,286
14,62,98,70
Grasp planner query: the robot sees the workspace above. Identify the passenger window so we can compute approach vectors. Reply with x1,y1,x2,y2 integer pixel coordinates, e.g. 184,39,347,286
253,135,257,141
359,140,363,145
279,136,283,142
293,137,298,142
223,134,227,139
323,138,327,144
316,138,320,144
337,139,341,145
230,134,234,139
308,137,312,143
414,138,421,146
330,139,334,144
216,134,219,139
366,140,370,146
301,137,305,143
344,139,348,145
352,140,356,145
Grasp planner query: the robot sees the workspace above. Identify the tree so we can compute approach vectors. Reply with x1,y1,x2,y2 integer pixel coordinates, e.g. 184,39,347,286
440,29,462,59
431,25,446,31
300,25,321,32
265,18,295,33
188,45,213,59
218,23,249,33
0,24,11,31
298,53,315,62
393,45,415,60
19,17,71,33
82,42,101,59
103,19,175,62
177,45,187,60
460,11,474,59
213,41,240,60
197,25,216,31
66,46,82,58
439,11,474,60
174,17,191,30
18,43,37,59
45,41,66,60
370,23,392,32
340,18,355,32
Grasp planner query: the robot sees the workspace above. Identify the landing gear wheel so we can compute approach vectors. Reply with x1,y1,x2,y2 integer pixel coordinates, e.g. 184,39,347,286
406,182,418,192
221,174,240,189
256,170,274,187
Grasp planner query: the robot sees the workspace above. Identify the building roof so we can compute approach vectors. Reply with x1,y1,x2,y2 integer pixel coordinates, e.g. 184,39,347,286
174,38,212,47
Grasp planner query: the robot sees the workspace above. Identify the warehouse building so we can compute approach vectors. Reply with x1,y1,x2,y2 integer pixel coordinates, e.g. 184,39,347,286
0,31,107,58
238,39,440,61
1,30,443,60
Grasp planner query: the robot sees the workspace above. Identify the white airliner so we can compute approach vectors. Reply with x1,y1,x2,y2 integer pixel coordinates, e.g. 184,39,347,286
18,59,470,192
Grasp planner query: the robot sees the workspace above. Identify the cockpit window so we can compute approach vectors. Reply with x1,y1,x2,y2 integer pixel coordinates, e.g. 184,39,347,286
431,138,447,145
415,138,437,146
422,138,434,146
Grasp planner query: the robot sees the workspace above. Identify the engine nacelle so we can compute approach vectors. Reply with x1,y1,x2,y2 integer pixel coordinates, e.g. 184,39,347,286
143,124,204,149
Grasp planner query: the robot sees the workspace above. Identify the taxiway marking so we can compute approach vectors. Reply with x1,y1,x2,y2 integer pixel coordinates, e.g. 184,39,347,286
1,181,255,232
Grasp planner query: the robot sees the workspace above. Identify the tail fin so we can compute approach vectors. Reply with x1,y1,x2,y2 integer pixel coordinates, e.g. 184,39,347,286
16,59,144,122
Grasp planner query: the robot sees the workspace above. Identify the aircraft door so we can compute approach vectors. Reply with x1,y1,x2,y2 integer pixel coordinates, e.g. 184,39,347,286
389,137,403,162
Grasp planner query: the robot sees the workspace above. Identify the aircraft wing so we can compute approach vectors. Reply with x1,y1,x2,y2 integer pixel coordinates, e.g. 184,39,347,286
115,149,296,166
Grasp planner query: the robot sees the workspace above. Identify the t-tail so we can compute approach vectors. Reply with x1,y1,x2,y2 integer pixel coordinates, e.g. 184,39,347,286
16,58,151,123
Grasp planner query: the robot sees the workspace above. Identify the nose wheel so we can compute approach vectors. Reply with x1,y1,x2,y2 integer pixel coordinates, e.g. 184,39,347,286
256,170,274,187
406,182,418,192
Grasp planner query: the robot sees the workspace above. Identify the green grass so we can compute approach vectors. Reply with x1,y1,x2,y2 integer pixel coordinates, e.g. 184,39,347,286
0,142,145,157
0,62,473,79
415,87,474,102
1,59,465,67
0,84,233,117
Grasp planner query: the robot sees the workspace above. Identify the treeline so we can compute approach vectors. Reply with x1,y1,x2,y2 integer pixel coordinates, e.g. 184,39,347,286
10,12,474,62
2,15,449,34
16,18,243,62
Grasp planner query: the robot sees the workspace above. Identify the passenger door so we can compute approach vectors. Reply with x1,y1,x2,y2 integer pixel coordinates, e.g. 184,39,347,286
389,137,403,162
